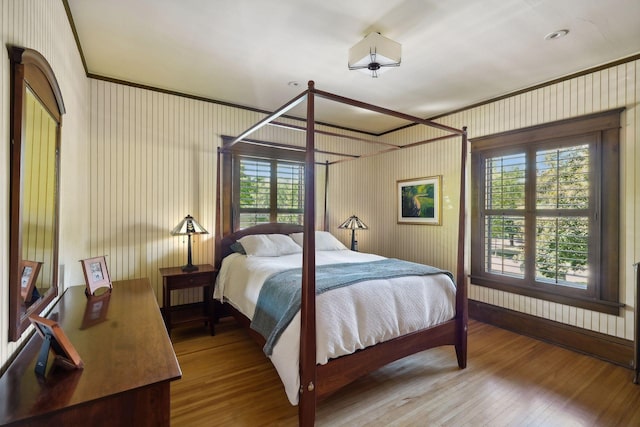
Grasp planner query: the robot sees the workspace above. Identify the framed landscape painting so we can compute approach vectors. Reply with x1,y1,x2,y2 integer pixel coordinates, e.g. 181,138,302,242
397,175,442,225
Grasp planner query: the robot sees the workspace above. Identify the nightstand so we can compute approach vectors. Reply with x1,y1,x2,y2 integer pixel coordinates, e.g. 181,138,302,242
159,264,217,336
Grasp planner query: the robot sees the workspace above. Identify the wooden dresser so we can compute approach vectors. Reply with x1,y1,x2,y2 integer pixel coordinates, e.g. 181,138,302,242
0,278,182,426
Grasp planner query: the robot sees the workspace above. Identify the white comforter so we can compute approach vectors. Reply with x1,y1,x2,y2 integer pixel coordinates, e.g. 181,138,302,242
214,250,456,405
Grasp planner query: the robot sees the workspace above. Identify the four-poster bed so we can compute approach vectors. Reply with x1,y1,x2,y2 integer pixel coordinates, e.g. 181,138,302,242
214,81,468,426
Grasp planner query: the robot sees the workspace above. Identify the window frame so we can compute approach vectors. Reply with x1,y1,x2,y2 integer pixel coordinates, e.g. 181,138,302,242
220,137,306,232
470,109,623,315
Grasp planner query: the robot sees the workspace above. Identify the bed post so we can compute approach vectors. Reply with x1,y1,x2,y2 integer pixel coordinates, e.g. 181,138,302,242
215,147,222,269
455,127,468,369
299,81,317,426
323,160,329,232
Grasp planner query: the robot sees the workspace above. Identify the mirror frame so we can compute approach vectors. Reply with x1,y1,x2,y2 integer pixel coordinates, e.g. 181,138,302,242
8,46,65,341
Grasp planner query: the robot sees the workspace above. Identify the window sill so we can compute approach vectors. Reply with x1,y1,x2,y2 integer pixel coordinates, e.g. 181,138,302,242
469,275,624,316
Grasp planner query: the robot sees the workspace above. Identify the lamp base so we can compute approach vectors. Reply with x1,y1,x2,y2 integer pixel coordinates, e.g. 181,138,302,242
350,229,357,251
182,234,198,272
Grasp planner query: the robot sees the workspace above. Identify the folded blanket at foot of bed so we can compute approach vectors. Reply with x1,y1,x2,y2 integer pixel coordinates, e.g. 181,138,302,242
250,258,454,355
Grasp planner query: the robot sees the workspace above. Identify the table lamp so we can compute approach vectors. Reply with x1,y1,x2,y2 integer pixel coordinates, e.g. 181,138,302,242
171,214,208,272
338,215,368,251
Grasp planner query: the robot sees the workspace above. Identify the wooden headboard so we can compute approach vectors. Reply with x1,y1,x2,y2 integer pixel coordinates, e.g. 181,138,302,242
215,223,304,268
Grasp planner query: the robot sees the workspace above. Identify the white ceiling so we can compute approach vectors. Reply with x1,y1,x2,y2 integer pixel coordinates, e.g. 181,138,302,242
67,0,640,134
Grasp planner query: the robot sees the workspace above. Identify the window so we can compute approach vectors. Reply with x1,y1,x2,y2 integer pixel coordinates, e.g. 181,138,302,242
471,110,622,314
220,138,307,233
237,157,304,228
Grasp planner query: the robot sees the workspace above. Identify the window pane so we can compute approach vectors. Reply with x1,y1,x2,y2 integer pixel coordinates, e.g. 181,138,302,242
277,162,304,210
240,159,270,209
536,216,589,289
277,213,304,224
485,215,525,278
536,145,589,209
485,153,526,210
239,212,270,229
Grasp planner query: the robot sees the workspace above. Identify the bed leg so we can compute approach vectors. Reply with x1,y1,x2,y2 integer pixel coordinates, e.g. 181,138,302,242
299,384,316,427
455,322,468,369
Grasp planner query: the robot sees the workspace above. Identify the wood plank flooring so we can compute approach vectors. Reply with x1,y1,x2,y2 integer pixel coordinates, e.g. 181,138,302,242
170,318,640,426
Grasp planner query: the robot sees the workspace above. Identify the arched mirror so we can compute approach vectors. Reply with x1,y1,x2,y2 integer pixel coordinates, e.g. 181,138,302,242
8,46,65,341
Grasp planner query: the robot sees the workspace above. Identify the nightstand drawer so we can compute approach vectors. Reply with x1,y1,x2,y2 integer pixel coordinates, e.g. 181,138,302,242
168,272,212,289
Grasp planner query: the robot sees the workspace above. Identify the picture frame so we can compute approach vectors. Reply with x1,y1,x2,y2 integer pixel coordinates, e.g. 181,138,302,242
80,256,112,296
29,315,84,375
397,175,442,225
20,260,42,303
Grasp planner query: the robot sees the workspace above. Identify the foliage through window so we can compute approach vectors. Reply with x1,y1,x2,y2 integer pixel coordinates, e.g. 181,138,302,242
471,110,622,315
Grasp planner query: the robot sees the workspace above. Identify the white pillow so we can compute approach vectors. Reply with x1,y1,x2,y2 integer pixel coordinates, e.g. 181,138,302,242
289,231,348,251
237,234,302,257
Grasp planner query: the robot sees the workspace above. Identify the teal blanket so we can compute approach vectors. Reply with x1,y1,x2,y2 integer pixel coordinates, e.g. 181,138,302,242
250,258,454,356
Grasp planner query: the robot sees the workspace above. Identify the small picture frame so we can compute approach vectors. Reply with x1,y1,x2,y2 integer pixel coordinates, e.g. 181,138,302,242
29,315,84,375
20,260,42,303
397,175,442,225
80,256,112,296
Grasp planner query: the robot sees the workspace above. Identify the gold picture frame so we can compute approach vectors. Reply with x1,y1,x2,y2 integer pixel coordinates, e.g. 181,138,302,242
20,260,42,303
397,175,442,225
80,256,112,296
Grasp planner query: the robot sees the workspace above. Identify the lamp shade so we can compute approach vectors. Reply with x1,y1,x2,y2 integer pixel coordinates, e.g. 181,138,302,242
171,215,208,236
338,215,368,230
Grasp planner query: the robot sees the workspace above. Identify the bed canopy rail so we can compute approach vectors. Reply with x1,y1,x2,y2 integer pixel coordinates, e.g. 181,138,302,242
219,135,360,163
222,81,465,164
215,81,468,426
269,120,403,151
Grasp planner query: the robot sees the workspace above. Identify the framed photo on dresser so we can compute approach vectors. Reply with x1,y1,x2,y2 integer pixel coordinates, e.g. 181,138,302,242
80,256,112,296
29,315,83,375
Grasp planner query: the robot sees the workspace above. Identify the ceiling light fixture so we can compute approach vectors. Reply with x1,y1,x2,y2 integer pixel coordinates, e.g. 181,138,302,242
348,32,401,78
544,29,569,40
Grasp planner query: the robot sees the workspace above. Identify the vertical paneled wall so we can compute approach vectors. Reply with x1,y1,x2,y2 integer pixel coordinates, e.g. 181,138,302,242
0,0,89,369
86,81,338,307
334,60,639,341
89,81,229,305
328,127,463,275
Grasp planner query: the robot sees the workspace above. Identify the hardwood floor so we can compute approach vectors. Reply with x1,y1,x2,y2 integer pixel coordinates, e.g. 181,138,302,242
170,318,640,426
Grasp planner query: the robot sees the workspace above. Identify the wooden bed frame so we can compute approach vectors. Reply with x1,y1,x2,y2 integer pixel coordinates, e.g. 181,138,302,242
215,81,468,426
